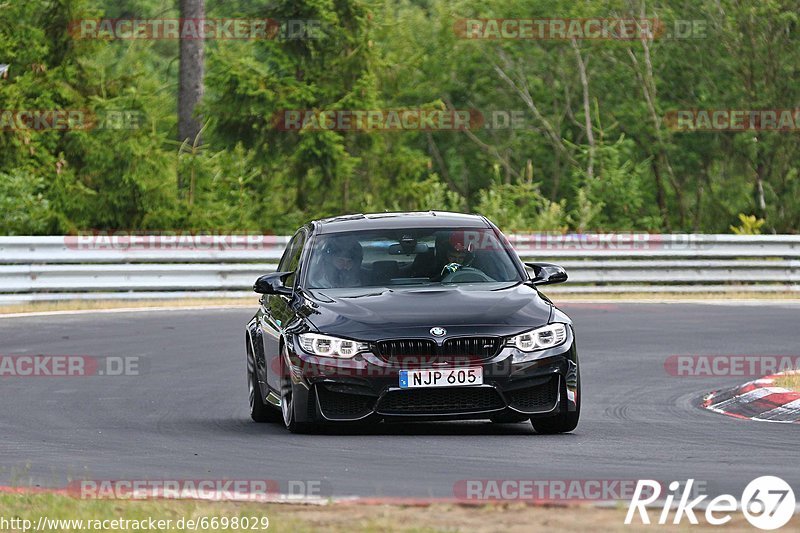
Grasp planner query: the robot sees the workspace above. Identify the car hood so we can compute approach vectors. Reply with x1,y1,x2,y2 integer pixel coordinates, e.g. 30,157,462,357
300,283,554,340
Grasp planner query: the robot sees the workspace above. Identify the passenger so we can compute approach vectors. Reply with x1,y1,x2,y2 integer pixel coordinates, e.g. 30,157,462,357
316,236,363,288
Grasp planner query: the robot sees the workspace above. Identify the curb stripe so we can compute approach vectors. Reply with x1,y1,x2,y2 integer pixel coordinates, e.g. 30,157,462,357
754,398,800,422
702,371,800,423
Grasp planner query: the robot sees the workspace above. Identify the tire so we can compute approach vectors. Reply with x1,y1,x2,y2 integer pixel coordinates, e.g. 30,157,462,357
531,408,580,434
247,336,281,423
279,345,317,434
531,371,580,434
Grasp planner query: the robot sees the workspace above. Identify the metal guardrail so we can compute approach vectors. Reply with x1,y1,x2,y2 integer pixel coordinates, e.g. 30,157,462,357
0,235,290,263
0,234,798,302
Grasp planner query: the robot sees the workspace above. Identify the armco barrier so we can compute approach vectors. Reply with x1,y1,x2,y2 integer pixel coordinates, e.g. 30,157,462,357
0,234,798,302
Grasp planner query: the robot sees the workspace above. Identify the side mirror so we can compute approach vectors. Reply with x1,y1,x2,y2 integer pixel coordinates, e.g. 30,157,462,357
525,262,568,286
254,271,294,295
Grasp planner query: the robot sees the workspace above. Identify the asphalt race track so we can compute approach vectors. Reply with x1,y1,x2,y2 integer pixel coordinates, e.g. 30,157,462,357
1,302,798,500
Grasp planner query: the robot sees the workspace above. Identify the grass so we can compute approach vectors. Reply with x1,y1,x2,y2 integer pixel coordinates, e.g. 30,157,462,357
0,493,759,532
774,371,800,391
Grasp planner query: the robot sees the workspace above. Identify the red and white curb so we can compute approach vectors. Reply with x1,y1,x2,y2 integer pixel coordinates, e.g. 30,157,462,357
703,371,800,423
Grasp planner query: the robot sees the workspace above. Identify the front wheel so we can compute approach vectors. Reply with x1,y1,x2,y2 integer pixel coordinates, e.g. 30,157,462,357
530,407,579,434
248,342,281,423
279,346,318,434
531,371,580,434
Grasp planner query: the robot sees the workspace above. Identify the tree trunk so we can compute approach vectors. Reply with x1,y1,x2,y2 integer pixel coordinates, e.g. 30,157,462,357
571,39,594,180
650,160,670,231
755,161,767,217
178,0,205,193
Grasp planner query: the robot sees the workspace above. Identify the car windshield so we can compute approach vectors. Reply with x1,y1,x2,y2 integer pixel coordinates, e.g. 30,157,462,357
305,228,523,289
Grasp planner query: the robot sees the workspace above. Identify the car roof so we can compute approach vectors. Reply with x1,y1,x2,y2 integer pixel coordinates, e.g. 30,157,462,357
312,211,490,234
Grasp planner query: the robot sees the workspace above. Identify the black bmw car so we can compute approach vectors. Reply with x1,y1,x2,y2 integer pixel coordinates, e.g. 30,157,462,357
245,212,580,433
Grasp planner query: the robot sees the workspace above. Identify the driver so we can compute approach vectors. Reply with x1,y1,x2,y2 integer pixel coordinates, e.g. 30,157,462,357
317,236,363,288
437,232,475,279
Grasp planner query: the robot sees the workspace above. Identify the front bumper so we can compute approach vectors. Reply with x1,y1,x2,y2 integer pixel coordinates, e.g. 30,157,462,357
284,329,579,423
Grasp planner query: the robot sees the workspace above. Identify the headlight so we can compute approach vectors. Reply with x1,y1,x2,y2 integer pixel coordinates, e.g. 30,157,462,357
297,333,369,358
507,323,568,355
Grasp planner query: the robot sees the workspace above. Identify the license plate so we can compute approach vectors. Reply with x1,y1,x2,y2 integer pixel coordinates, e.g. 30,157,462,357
399,368,483,388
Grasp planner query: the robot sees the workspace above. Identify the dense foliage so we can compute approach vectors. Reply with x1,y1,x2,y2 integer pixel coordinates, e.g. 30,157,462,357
1,0,798,234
